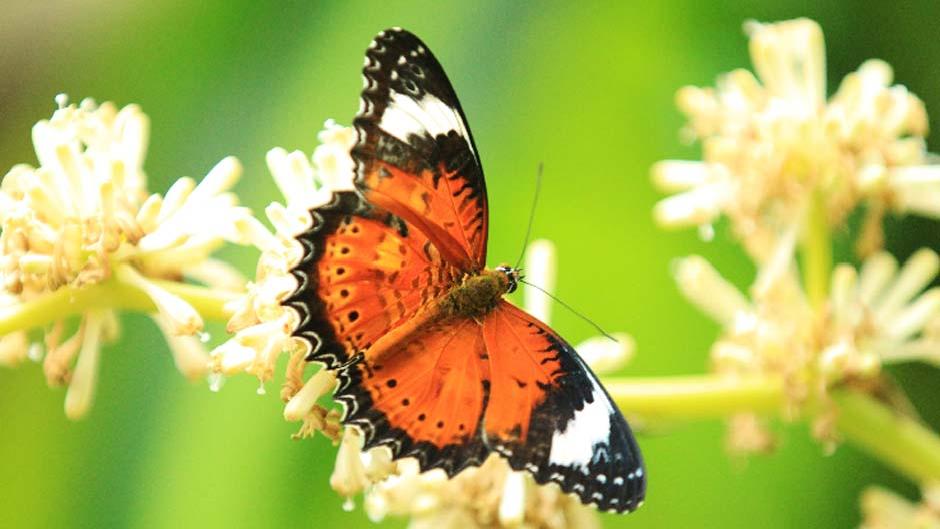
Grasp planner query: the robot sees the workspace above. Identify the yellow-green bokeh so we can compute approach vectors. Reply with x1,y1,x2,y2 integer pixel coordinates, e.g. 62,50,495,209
2,1,939,527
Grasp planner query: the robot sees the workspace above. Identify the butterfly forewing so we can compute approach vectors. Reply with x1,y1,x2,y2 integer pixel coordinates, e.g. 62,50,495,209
284,191,459,368
352,28,488,271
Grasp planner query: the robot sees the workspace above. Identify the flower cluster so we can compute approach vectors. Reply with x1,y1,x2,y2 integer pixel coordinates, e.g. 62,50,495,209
338,447,600,529
653,18,934,261
653,16,940,450
208,121,354,422
0,96,250,418
654,16,940,519
675,248,940,446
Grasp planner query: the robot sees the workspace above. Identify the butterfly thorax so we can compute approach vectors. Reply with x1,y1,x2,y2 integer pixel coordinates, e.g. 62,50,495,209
439,268,515,320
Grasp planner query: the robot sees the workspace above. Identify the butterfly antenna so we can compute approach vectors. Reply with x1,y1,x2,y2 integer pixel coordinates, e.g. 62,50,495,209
514,162,544,270
519,279,618,343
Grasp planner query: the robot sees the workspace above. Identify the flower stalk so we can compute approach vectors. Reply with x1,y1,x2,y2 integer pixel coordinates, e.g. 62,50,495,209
0,276,236,337
833,389,940,483
606,374,784,421
802,189,833,308
608,373,940,485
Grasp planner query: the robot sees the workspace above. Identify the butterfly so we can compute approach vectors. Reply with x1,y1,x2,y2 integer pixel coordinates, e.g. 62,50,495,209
284,27,645,513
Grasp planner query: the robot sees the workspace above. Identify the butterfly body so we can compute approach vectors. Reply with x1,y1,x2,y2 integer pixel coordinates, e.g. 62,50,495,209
285,28,646,513
439,267,515,321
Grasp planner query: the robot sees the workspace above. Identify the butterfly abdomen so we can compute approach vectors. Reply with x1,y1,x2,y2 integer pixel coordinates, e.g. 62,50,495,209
439,269,509,321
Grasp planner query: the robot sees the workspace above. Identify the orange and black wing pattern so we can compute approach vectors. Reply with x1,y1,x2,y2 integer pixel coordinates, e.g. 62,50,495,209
335,298,646,512
284,191,459,368
286,27,646,515
335,316,492,475
352,28,488,271
482,302,646,512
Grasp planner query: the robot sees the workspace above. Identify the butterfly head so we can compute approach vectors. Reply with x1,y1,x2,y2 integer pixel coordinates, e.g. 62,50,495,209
495,264,521,294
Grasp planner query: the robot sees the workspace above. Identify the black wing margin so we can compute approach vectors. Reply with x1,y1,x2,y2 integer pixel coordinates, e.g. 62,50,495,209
351,27,489,270
482,302,646,513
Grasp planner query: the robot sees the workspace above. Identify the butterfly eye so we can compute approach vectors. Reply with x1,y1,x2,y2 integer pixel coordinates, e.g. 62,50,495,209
496,265,519,293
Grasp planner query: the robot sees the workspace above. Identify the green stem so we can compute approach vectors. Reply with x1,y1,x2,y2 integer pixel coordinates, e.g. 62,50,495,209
152,279,236,321
833,389,940,483
607,375,940,485
605,374,784,421
0,278,237,335
802,189,833,308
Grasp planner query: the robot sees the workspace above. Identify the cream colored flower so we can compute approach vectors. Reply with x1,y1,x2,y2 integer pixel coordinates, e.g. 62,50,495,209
860,484,940,529
675,249,940,449
829,249,940,369
361,453,599,529
0,95,248,418
653,18,933,261
209,120,355,437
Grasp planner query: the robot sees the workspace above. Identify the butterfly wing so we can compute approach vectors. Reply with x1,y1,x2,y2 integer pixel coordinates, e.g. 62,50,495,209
287,29,487,372
481,301,646,513
353,27,488,271
284,191,460,368
335,315,492,475
293,27,645,513
333,299,645,513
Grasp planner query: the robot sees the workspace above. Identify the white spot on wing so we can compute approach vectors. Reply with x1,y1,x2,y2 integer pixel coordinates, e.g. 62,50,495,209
547,378,613,470
378,91,474,154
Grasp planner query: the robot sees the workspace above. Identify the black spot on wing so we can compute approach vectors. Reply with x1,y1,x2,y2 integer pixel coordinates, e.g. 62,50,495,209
334,352,492,477
282,191,406,369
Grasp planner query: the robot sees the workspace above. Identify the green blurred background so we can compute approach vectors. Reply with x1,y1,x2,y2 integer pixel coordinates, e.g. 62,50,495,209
3,1,940,527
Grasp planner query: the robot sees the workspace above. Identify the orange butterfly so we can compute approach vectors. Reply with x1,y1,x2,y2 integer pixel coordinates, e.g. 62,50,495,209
284,28,645,513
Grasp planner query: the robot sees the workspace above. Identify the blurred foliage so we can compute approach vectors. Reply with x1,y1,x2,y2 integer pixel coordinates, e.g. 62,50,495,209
2,1,940,527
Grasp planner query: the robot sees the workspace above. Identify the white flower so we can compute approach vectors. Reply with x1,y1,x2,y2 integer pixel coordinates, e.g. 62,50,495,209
0,95,248,417
829,249,940,369
653,18,933,261
674,249,940,447
209,120,355,403
860,484,940,529
361,453,599,529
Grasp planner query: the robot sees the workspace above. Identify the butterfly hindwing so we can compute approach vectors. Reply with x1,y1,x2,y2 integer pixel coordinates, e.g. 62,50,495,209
482,302,646,513
332,300,645,513
335,316,491,475
284,191,459,368
353,28,488,271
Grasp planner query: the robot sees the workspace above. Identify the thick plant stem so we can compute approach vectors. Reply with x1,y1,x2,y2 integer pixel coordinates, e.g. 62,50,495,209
833,389,940,483
802,190,832,308
0,278,236,336
608,374,940,485
605,374,784,421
